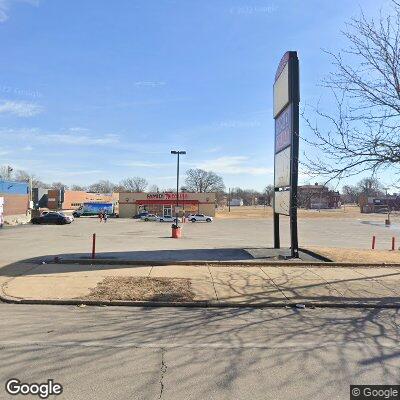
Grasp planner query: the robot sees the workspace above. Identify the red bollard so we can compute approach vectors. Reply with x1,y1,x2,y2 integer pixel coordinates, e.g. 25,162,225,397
392,237,395,251
371,235,376,250
92,233,96,259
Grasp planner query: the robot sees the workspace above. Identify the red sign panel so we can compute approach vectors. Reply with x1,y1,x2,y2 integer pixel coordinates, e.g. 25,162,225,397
275,105,291,153
275,51,290,81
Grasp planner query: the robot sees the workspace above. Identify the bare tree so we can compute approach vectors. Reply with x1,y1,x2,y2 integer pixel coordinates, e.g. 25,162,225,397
356,177,384,197
0,165,14,180
113,184,127,192
148,184,160,192
303,2,400,184
88,180,115,193
185,169,225,192
264,185,275,206
120,177,148,192
13,170,31,182
341,185,360,204
51,182,69,190
70,184,87,191
8,168,49,188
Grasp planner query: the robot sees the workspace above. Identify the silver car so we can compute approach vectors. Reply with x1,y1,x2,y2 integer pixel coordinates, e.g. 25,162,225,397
141,214,158,221
157,215,175,222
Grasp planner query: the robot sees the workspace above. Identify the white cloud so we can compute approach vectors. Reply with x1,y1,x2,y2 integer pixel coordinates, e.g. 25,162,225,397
205,146,222,153
0,100,44,117
47,169,104,177
46,133,119,146
0,128,120,146
198,156,273,176
115,161,173,168
0,0,39,23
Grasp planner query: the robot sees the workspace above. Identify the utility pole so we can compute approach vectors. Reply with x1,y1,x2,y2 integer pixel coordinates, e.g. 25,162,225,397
6,166,13,180
171,150,186,226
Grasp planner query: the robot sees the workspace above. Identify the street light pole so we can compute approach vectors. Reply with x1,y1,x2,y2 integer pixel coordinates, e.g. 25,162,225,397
171,150,186,227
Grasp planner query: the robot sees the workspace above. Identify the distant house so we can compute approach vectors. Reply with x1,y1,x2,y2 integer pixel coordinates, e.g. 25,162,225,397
298,183,341,209
229,198,244,207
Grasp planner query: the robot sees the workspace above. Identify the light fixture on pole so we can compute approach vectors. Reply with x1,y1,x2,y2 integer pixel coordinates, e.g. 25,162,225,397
171,150,186,227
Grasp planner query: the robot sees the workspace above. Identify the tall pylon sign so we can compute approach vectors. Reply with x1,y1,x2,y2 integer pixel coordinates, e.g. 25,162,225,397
273,51,300,258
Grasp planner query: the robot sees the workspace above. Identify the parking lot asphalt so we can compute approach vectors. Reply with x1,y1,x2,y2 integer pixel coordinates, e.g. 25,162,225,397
0,304,399,400
0,216,399,267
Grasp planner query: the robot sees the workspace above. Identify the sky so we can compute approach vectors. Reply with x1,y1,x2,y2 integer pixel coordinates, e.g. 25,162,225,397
0,0,394,191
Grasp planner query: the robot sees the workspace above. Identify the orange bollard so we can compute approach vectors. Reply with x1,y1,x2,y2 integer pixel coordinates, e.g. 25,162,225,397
92,233,96,259
392,237,395,251
172,226,181,238
371,235,376,250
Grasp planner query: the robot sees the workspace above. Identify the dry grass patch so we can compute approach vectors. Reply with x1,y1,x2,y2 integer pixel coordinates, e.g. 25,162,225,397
216,205,400,220
84,276,195,302
308,246,400,264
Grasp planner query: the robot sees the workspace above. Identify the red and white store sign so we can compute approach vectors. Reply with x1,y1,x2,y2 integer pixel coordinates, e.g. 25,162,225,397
146,192,188,200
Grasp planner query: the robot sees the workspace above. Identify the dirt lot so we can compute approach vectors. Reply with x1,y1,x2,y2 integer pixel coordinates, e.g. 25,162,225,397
216,205,399,220
83,276,194,302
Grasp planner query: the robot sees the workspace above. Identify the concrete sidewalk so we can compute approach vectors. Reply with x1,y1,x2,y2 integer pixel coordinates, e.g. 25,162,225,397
1,262,400,307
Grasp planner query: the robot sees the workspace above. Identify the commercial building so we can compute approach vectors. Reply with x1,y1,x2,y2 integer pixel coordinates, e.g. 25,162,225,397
229,198,244,207
359,194,400,213
0,180,30,224
298,183,341,209
119,192,216,218
45,190,118,211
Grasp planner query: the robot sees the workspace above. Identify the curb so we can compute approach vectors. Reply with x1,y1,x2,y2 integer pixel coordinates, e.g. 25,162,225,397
53,258,400,268
1,290,399,309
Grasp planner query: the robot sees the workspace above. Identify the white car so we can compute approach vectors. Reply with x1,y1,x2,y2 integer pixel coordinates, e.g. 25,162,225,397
188,214,213,222
141,214,158,221
157,215,175,222
62,213,74,222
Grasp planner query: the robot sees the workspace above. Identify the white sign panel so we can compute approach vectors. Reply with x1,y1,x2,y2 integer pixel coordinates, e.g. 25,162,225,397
0,197,3,214
274,190,290,215
273,62,289,117
274,146,291,188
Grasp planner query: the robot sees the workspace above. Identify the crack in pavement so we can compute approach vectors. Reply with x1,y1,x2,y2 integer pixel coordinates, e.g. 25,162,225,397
159,348,167,399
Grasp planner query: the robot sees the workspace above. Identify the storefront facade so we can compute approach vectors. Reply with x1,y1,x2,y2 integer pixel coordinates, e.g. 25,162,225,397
119,192,216,218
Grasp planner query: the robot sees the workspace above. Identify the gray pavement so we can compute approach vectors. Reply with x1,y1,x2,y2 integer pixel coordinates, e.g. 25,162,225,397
0,304,398,399
0,217,399,268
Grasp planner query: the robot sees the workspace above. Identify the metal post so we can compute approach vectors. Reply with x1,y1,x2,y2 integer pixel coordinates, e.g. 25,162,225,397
289,53,300,258
91,233,96,259
228,188,231,212
171,150,186,227
273,211,280,248
176,152,179,226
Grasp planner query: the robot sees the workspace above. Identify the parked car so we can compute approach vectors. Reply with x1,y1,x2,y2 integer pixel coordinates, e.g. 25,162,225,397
133,211,149,219
60,212,74,222
157,215,175,222
188,214,213,222
141,214,158,221
31,212,71,225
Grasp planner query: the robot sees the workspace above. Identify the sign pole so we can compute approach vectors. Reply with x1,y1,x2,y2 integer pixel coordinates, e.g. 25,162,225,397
273,211,280,248
273,51,300,257
289,52,299,258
